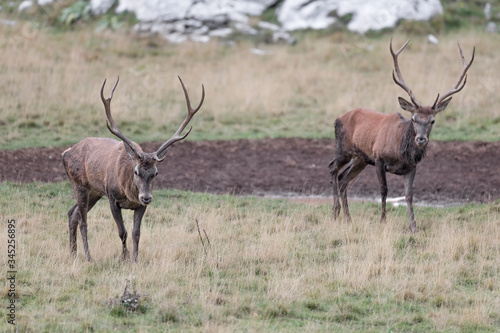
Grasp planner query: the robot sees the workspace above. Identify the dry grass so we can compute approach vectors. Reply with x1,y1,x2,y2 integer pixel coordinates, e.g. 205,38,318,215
1,15,500,332
0,182,499,331
0,23,499,149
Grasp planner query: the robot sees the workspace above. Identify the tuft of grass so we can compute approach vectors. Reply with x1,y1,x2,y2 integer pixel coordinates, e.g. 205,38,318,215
107,278,148,314
158,304,181,323
0,182,499,331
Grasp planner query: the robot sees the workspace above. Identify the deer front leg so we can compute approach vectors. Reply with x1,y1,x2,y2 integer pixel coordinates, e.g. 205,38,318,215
132,205,147,263
404,168,417,233
375,160,388,222
109,201,129,260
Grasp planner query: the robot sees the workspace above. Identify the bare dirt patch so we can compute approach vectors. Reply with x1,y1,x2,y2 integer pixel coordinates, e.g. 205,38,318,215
1,138,499,205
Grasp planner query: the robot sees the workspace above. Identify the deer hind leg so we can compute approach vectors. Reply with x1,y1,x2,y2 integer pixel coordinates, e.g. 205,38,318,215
68,191,101,259
338,157,367,222
109,201,129,260
375,159,388,222
68,204,79,257
73,187,93,261
329,156,350,219
404,168,417,233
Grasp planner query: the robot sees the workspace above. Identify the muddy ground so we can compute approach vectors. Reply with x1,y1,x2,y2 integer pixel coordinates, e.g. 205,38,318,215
1,138,499,205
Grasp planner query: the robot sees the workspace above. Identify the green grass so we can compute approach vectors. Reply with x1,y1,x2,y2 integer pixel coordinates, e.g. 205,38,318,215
0,182,499,331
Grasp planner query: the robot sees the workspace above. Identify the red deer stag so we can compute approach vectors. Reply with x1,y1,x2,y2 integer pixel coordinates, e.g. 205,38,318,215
329,39,474,232
62,76,204,261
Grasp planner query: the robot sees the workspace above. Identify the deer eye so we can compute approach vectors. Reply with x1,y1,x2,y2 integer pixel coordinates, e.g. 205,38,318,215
154,170,158,177
431,119,435,124
134,169,139,176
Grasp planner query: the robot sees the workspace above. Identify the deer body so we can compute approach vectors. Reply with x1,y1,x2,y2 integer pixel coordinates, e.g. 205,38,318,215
337,109,427,175
329,39,474,232
63,138,146,209
63,77,204,262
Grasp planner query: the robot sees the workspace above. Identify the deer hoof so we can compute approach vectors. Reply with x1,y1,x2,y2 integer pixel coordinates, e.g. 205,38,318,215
122,249,130,261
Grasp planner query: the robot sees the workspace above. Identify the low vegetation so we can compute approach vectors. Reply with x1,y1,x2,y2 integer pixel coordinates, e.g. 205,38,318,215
0,16,499,149
0,182,499,331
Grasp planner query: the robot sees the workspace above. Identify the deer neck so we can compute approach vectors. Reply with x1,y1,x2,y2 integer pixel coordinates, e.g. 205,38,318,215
111,151,141,207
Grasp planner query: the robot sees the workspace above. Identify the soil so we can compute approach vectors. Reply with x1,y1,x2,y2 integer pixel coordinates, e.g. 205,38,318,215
1,138,499,205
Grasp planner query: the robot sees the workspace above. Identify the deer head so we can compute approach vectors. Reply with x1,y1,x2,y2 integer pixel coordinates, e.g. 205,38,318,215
101,76,205,205
390,38,475,147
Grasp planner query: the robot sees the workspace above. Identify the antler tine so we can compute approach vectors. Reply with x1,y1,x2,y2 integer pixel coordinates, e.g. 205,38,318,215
390,38,421,107
154,77,205,161
179,75,205,114
434,43,475,107
101,77,141,158
431,93,440,109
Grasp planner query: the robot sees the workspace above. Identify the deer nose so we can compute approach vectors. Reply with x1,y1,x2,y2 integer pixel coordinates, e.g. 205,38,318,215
415,137,427,146
140,195,152,205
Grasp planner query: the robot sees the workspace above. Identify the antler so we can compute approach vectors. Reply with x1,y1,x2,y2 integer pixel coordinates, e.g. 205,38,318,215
432,43,475,109
101,77,141,158
153,76,205,161
390,38,421,107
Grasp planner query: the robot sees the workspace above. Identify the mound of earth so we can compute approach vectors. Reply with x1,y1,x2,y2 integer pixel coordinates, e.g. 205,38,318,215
1,138,499,205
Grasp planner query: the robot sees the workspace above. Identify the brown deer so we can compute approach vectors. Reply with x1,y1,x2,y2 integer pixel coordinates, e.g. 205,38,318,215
329,39,474,232
62,76,204,261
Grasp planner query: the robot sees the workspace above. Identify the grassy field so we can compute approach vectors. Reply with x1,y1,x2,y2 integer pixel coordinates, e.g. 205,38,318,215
0,182,499,332
0,20,499,149
1,5,500,332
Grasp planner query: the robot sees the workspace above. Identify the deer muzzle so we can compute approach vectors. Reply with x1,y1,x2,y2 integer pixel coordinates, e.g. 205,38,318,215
139,194,153,205
415,136,428,147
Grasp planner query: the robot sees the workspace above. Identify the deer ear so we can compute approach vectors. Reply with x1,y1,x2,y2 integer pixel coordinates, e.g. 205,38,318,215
433,97,452,113
398,97,416,112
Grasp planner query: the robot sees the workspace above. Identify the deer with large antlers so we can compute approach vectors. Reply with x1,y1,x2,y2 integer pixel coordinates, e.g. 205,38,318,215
62,76,204,261
329,39,474,232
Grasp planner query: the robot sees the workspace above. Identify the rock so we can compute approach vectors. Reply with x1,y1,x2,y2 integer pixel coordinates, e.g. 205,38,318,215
164,32,187,44
428,34,439,44
486,21,498,33
251,48,271,55
0,19,17,26
234,22,257,35
90,0,115,15
190,34,210,43
18,0,34,12
258,21,296,44
484,3,492,20
114,0,277,23
257,21,280,31
277,0,338,31
117,0,191,22
277,0,443,34
209,27,233,37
